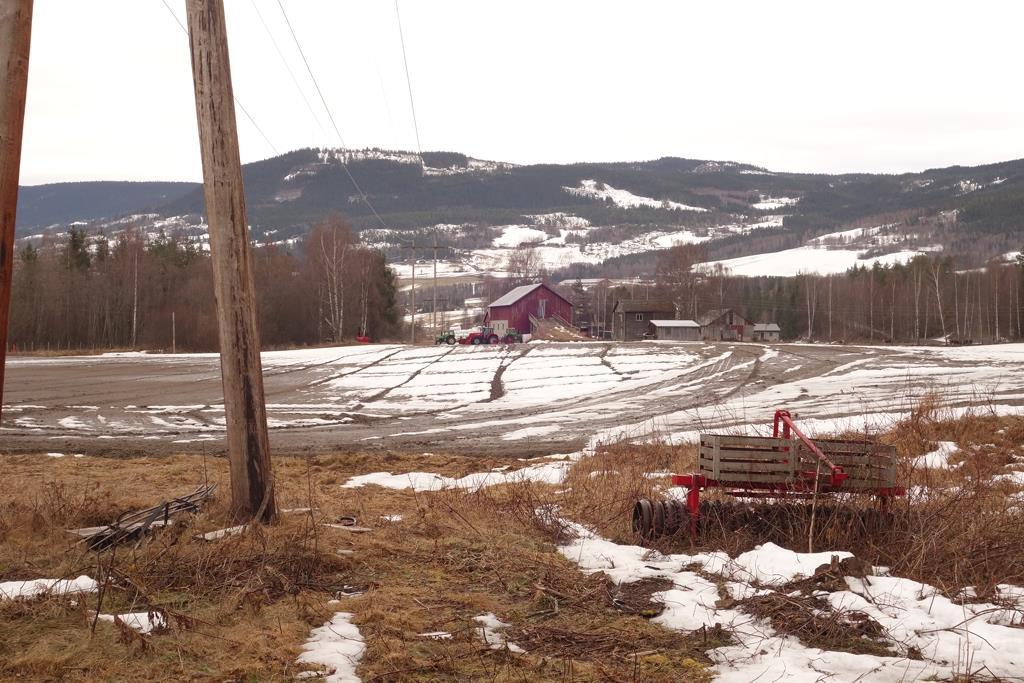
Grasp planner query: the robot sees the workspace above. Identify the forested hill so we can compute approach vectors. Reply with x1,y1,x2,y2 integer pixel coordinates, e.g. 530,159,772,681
15,181,198,232
15,149,1024,265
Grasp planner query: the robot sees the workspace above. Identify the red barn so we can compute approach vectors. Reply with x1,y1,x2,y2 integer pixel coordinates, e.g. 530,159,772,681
484,283,573,335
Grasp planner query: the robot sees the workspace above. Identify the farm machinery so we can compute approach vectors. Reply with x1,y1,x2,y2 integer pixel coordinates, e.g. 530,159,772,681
633,410,904,541
436,326,523,345
435,328,466,345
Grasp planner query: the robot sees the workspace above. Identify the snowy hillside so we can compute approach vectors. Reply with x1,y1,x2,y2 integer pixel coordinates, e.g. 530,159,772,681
16,148,1024,277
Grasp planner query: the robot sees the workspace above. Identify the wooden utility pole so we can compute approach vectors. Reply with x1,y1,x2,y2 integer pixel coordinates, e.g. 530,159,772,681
0,0,33,427
186,0,275,523
409,234,416,344
432,231,437,332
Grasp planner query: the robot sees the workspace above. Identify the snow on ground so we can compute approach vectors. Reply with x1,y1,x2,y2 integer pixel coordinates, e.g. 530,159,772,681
705,246,932,277
751,195,800,210
807,224,892,246
589,343,1024,449
913,441,959,469
96,611,166,635
492,225,549,248
564,180,708,212
296,612,365,683
555,518,1024,682
390,260,484,279
10,342,1024,455
0,576,98,600
474,613,525,653
341,459,572,492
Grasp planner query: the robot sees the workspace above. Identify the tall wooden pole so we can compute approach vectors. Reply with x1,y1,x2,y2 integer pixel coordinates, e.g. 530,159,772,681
409,233,416,344
0,0,33,427
432,231,438,333
186,0,275,523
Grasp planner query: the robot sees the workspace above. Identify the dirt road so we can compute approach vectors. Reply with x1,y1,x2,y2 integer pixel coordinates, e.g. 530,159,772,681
3,342,1022,457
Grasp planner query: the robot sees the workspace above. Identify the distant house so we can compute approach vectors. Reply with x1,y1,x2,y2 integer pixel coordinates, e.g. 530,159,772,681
485,283,573,335
612,300,676,341
698,308,752,341
752,323,781,342
647,319,701,341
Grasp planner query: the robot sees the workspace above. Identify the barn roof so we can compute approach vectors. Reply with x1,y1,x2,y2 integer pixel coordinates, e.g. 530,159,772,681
697,308,749,326
489,283,571,308
754,323,781,332
613,299,676,313
650,319,700,328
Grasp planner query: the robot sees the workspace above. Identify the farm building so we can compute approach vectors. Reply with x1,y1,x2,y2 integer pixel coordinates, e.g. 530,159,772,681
484,283,573,335
698,308,752,341
752,323,781,342
612,299,676,341
647,319,701,341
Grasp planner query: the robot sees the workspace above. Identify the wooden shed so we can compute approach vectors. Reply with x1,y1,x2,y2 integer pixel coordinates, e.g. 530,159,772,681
647,319,701,341
752,323,781,342
698,308,752,341
612,300,676,341
484,283,573,334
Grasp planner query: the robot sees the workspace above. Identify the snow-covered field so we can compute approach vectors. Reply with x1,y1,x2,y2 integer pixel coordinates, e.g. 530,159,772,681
703,223,942,277
4,341,1024,457
705,246,932,277
563,179,709,212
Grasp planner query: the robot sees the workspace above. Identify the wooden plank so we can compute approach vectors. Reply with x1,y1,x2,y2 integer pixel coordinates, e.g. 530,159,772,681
797,455,893,469
701,447,792,461
712,436,720,480
0,0,32,426
186,0,276,524
702,435,789,449
700,459,794,473
712,472,798,484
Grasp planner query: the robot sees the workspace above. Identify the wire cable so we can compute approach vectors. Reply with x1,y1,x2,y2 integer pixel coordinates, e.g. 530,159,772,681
394,0,424,164
273,0,389,229
248,0,328,137
159,0,279,156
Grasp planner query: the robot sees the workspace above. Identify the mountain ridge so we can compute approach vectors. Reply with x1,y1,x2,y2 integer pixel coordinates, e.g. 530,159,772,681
15,148,1024,273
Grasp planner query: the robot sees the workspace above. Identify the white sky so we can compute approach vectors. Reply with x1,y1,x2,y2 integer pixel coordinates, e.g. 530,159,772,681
18,0,1024,185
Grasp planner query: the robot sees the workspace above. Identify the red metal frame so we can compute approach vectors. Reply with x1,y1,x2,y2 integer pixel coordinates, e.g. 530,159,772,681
671,410,904,537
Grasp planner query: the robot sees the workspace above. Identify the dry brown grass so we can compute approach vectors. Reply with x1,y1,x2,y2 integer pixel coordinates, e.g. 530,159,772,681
0,451,718,681
3,400,1021,680
555,403,1024,599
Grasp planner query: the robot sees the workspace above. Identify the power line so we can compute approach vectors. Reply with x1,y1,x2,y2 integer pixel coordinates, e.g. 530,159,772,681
159,0,279,156
394,0,423,162
247,0,327,137
273,0,389,229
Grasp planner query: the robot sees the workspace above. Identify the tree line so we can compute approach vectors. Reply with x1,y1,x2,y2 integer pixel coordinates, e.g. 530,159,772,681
562,243,1024,343
8,214,399,352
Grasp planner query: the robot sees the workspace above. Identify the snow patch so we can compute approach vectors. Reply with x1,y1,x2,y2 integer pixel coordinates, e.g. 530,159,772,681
474,613,525,653
97,611,166,635
913,441,959,469
0,576,98,600
564,180,708,212
296,612,365,682
341,460,571,492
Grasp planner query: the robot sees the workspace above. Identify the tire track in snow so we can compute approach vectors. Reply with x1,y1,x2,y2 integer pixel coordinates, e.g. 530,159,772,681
301,347,409,390
485,345,534,402
598,343,627,379
363,346,458,402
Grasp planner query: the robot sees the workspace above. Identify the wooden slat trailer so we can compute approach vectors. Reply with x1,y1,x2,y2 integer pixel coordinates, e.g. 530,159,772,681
633,410,903,540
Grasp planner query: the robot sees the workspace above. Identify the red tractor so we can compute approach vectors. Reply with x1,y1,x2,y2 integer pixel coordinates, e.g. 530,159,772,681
459,326,501,345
